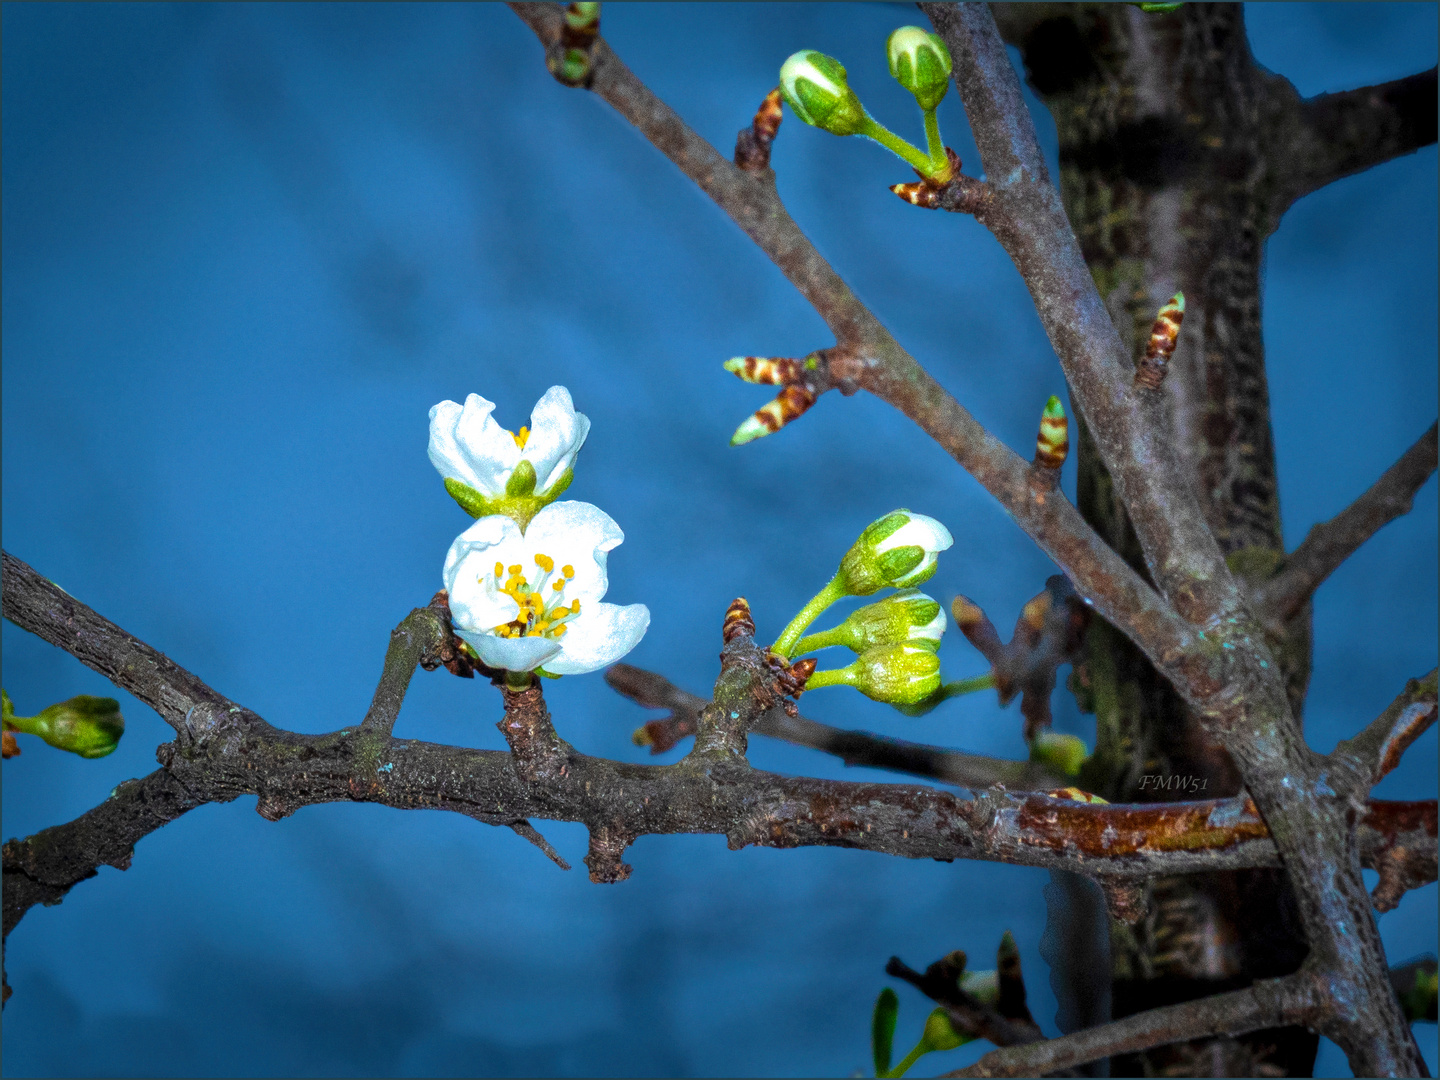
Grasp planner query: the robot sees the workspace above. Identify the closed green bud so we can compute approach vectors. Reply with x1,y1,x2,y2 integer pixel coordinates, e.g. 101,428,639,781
1030,730,1090,777
3,689,124,759
920,1008,968,1052
810,643,941,705
796,589,944,655
886,26,952,111
779,50,868,136
837,510,953,596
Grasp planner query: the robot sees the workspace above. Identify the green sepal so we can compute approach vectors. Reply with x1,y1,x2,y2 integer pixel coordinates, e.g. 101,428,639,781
876,546,924,582
539,466,573,500
534,667,562,680
872,987,899,1077
445,477,491,517
505,459,537,497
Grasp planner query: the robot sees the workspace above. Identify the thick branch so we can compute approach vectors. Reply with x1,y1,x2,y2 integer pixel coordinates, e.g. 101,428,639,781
606,664,1066,791
942,972,1319,1078
1256,422,1439,629
1276,67,1439,215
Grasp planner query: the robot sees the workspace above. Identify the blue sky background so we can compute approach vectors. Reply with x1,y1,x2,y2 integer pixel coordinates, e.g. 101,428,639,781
2,4,1435,1076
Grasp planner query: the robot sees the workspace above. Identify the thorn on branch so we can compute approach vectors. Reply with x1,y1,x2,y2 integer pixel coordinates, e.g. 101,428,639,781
584,822,633,883
734,87,783,172
1134,293,1185,391
544,2,600,87
508,820,571,870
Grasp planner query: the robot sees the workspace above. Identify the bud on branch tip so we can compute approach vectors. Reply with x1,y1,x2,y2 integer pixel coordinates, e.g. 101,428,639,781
1135,292,1184,390
1034,395,1068,470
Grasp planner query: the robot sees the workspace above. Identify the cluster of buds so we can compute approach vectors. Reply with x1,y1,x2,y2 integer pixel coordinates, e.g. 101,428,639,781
723,354,822,445
1135,292,1185,390
777,27,958,189
768,510,955,708
546,2,601,87
2,689,125,759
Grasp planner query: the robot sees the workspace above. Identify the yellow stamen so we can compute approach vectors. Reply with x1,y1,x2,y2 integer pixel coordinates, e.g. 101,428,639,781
553,624,567,637
551,581,564,592
562,565,574,578
494,562,504,580
570,600,581,614
508,564,523,576
535,553,554,573
509,426,530,449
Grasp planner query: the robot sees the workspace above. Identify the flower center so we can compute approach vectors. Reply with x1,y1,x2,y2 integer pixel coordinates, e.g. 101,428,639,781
487,553,580,639
509,426,530,450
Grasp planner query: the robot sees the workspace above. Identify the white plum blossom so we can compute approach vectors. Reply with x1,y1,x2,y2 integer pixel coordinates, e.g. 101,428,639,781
429,386,590,503
443,501,650,675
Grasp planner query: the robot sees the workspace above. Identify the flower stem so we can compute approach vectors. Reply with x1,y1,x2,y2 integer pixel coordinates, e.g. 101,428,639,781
772,575,848,658
922,108,944,166
505,670,536,690
883,1041,928,1078
938,672,995,698
799,664,855,692
792,625,847,655
857,116,934,176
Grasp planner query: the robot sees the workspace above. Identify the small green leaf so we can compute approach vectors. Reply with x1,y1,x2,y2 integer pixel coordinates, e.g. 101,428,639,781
872,987,899,1077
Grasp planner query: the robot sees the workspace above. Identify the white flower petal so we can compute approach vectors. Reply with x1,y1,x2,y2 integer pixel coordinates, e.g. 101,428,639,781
521,501,623,605
875,513,953,556
427,394,520,496
543,602,650,675
524,386,591,495
443,515,523,628
460,630,563,673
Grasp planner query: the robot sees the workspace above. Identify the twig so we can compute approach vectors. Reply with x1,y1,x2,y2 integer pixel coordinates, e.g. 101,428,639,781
1255,422,1439,629
1275,67,1439,217
941,972,1319,1078
605,663,1066,791
887,953,1043,1050
1332,670,1439,791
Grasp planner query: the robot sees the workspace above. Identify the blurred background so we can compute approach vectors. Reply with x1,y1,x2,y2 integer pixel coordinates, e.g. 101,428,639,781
2,3,1434,1076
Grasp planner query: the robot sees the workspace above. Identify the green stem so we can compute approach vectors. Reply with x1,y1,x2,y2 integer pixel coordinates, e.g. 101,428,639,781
505,670,536,690
792,625,848,655
772,575,847,658
799,664,855,692
857,116,934,176
922,107,944,166
938,672,995,699
883,1041,929,1078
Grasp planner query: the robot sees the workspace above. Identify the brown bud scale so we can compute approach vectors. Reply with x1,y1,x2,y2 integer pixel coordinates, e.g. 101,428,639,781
1135,294,1184,390
722,597,755,643
730,355,804,385
1034,414,1069,470
751,384,817,434
735,87,784,171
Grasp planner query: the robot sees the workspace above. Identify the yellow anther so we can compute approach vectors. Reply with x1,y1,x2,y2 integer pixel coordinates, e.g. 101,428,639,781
511,426,530,449
553,624,567,637
535,553,554,573
570,600,581,614
508,564,523,576
562,565,574,578
494,562,504,580
535,621,550,634
552,581,565,592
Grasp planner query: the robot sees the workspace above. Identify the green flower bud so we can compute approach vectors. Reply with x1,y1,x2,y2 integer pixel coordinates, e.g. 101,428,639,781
920,1007,969,1052
810,643,941,705
796,589,944,655
837,510,953,596
1029,730,1090,778
3,690,124,759
872,987,899,1077
886,27,952,111
779,50,868,136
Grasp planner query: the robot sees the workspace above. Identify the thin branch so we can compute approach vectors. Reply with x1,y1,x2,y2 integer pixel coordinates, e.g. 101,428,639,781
1275,67,1439,216
358,603,451,736
1256,422,1439,629
941,972,1319,1078
1332,670,1439,791
606,663,1067,791
887,954,1043,1050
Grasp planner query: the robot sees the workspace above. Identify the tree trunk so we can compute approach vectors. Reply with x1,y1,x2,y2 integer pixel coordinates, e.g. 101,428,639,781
997,5,1320,1074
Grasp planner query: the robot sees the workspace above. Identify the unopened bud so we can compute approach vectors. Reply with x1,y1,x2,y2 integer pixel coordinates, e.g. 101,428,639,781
920,1007,968,1052
799,589,945,655
886,26,952,111
3,690,124,759
836,643,943,705
779,51,868,136
837,510,953,596
1030,730,1089,777
1034,395,1068,470
960,968,999,1006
